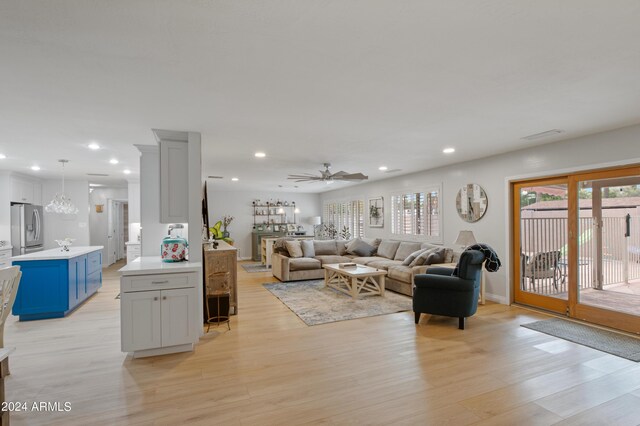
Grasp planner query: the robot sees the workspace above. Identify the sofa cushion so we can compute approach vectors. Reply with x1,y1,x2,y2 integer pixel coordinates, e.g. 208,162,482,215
285,240,303,258
377,240,401,259
289,257,321,271
301,240,315,258
402,248,428,266
351,256,379,265
367,259,402,270
411,247,446,267
314,255,353,265
387,265,413,283
346,238,377,257
394,242,423,261
314,240,338,255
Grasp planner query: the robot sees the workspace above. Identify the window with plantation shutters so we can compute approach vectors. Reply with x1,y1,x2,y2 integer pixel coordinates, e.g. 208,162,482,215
390,186,441,242
322,199,365,238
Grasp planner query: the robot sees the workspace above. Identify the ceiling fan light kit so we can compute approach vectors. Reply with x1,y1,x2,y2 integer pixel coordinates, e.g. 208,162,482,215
287,163,368,184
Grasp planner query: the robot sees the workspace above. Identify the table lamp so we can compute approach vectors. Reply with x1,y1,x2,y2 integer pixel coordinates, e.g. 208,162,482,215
310,216,322,236
454,230,476,250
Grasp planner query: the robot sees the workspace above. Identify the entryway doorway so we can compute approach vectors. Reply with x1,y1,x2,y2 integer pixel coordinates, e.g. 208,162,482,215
512,165,640,334
107,199,128,266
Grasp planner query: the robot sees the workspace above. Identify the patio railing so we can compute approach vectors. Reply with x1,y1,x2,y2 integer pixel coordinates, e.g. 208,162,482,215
521,216,640,295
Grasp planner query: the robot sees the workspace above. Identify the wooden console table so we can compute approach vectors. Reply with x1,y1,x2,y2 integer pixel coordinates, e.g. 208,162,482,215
203,241,238,317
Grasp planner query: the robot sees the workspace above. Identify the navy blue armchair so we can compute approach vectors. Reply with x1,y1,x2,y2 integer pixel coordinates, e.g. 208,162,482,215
413,250,485,329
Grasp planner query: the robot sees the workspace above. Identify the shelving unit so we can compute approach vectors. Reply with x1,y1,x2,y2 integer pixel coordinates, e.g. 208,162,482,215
252,200,297,228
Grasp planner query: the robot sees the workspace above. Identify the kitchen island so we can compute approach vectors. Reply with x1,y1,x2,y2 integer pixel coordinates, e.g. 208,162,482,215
11,246,103,321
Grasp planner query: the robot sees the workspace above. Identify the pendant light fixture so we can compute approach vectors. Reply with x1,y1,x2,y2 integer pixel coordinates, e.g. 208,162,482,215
45,159,79,215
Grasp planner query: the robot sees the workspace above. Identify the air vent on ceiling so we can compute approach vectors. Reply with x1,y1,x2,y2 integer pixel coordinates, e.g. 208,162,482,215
87,173,109,177
521,129,564,141
384,169,402,174
208,176,223,179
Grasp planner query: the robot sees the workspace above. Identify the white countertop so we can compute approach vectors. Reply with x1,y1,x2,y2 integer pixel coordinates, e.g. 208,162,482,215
11,246,103,261
119,256,202,276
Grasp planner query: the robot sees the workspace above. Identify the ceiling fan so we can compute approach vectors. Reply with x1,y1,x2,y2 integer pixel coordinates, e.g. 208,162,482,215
287,163,368,184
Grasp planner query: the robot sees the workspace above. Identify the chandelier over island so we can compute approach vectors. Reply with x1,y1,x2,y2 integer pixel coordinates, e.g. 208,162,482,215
45,159,79,215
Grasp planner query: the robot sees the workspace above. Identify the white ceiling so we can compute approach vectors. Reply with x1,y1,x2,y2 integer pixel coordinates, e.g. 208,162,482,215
1,1,640,191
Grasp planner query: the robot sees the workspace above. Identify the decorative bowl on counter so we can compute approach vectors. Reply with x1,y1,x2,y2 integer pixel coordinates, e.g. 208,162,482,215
54,238,75,252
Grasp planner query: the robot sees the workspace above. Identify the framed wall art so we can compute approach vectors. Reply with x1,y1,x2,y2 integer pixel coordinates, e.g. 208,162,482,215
368,197,384,228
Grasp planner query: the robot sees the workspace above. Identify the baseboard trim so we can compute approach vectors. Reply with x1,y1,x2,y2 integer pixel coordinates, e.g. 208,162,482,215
485,293,508,305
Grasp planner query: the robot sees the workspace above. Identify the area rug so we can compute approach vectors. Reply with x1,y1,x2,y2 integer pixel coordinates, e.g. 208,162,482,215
522,318,640,361
241,263,271,273
263,280,412,326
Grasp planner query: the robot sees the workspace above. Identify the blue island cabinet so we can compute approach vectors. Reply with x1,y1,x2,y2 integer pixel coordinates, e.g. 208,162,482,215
12,250,103,321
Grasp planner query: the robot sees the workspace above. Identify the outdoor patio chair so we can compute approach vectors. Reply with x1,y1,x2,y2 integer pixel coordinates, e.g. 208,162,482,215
521,250,562,291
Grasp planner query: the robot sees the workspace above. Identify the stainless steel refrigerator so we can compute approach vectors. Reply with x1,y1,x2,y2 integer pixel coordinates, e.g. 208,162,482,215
11,204,44,256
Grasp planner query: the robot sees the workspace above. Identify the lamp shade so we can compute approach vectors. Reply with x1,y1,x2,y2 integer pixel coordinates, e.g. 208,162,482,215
454,230,476,247
310,216,322,226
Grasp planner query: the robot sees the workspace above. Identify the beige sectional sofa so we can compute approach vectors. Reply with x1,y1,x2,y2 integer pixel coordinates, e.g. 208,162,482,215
271,238,461,296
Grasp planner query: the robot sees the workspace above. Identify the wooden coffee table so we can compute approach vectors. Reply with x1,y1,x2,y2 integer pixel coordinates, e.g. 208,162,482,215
322,264,387,299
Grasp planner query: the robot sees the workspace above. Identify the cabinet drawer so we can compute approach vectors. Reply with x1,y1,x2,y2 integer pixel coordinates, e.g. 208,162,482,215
87,251,102,275
0,250,11,261
121,272,195,292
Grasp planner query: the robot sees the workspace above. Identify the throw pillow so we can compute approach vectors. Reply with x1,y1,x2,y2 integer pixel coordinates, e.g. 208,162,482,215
285,240,303,258
394,242,423,261
347,238,376,257
401,248,428,266
301,239,315,258
410,247,446,267
376,240,401,259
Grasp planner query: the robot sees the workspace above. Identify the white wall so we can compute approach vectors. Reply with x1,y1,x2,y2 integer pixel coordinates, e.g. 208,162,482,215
127,180,141,243
206,187,322,259
0,172,11,244
89,187,128,261
320,123,640,304
41,179,90,249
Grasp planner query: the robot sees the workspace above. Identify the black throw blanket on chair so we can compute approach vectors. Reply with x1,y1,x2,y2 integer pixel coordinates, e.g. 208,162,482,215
453,243,502,276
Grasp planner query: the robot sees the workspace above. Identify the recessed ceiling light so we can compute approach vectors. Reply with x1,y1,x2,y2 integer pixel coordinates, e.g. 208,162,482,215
123,169,131,175
254,152,266,158
443,148,455,154
231,177,239,181
0,153,6,160
88,143,100,150
109,158,119,164
31,165,40,171
378,166,388,171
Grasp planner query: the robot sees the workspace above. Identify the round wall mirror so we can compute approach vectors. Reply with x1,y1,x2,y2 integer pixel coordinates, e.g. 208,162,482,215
456,184,488,222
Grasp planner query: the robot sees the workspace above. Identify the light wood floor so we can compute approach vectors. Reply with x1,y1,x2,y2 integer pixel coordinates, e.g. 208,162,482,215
5,261,640,425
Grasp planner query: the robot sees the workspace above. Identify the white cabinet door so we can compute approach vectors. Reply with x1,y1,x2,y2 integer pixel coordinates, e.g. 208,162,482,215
160,287,197,347
11,176,34,203
159,140,188,223
121,290,161,352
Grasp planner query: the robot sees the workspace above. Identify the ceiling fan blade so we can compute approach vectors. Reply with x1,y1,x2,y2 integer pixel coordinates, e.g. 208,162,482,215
334,173,368,180
330,171,349,177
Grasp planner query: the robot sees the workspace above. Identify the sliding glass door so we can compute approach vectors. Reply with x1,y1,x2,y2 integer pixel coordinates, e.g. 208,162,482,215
572,169,640,333
513,178,570,315
513,166,640,334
